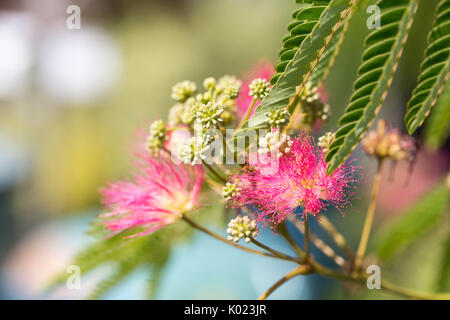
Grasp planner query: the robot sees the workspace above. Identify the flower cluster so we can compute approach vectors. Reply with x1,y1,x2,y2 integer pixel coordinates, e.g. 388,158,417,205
100,147,203,238
362,119,416,161
166,76,246,165
168,76,241,129
226,215,258,243
229,133,358,225
99,63,356,242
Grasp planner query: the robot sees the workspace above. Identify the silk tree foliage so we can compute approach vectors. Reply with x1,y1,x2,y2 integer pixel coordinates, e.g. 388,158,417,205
245,0,450,174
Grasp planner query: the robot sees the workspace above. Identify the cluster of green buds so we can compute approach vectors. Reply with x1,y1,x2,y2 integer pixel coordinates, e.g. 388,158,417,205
265,108,290,129
258,130,293,158
192,102,224,129
169,76,242,165
168,76,241,128
318,131,335,154
249,78,270,100
362,119,416,161
296,82,330,128
146,120,167,155
222,181,241,202
226,215,258,243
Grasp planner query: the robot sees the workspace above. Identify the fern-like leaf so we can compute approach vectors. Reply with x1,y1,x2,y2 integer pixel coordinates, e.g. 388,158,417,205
325,0,418,174
46,225,172,299
248,0,355,129
270,0,330,86
404,0,450,134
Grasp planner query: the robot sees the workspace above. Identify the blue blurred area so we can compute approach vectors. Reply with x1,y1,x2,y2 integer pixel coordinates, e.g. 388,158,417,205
1,212,314,299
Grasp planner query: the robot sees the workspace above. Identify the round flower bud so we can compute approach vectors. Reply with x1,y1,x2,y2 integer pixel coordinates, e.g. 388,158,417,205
265,108,290,129
222,182,241,202
193,102,224,129
171,80,197,102
224,85,240,100
203,77,216,90
249,78,270,100
217,75,242,94
226,215,258,243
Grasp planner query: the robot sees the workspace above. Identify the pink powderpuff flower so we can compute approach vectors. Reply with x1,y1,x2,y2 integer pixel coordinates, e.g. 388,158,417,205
235,60,274,119
100,148,203,238
230,132,359,226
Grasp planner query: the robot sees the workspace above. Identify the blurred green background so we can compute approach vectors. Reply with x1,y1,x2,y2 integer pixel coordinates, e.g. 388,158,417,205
0,0,448,299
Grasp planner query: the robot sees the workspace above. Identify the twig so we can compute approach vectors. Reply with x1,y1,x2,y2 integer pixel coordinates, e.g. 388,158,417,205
258,264,313,300
287,216,346,268
354,159,383,271
235,98,257,132
277,221,307,260
304,215,310,258
250,238,302,264
317,215,354,259
182,215,299,263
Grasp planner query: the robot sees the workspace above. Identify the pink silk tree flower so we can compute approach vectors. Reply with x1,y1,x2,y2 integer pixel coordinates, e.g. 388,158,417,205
229,133,359,226
235,60,274,119
100,150,203,238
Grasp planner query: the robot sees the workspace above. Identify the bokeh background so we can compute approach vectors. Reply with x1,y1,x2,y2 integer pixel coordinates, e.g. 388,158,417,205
0,0,448,299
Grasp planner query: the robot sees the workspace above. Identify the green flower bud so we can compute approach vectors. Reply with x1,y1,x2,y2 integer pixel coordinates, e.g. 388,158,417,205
222,182,241,202
265,108,290,129
171,80,197,102
249,78,270,100
226,215,258,243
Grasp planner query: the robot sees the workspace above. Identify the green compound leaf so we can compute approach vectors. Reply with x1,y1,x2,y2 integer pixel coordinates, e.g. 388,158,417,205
404,0,450,134
425,81,450,149
46,223,172,299
325,0,419,175
376,183,449,262
248,0,355,129
308,0,368,86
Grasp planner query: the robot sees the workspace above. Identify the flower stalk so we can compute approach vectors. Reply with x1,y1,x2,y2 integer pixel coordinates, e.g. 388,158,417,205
354,159,383,272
